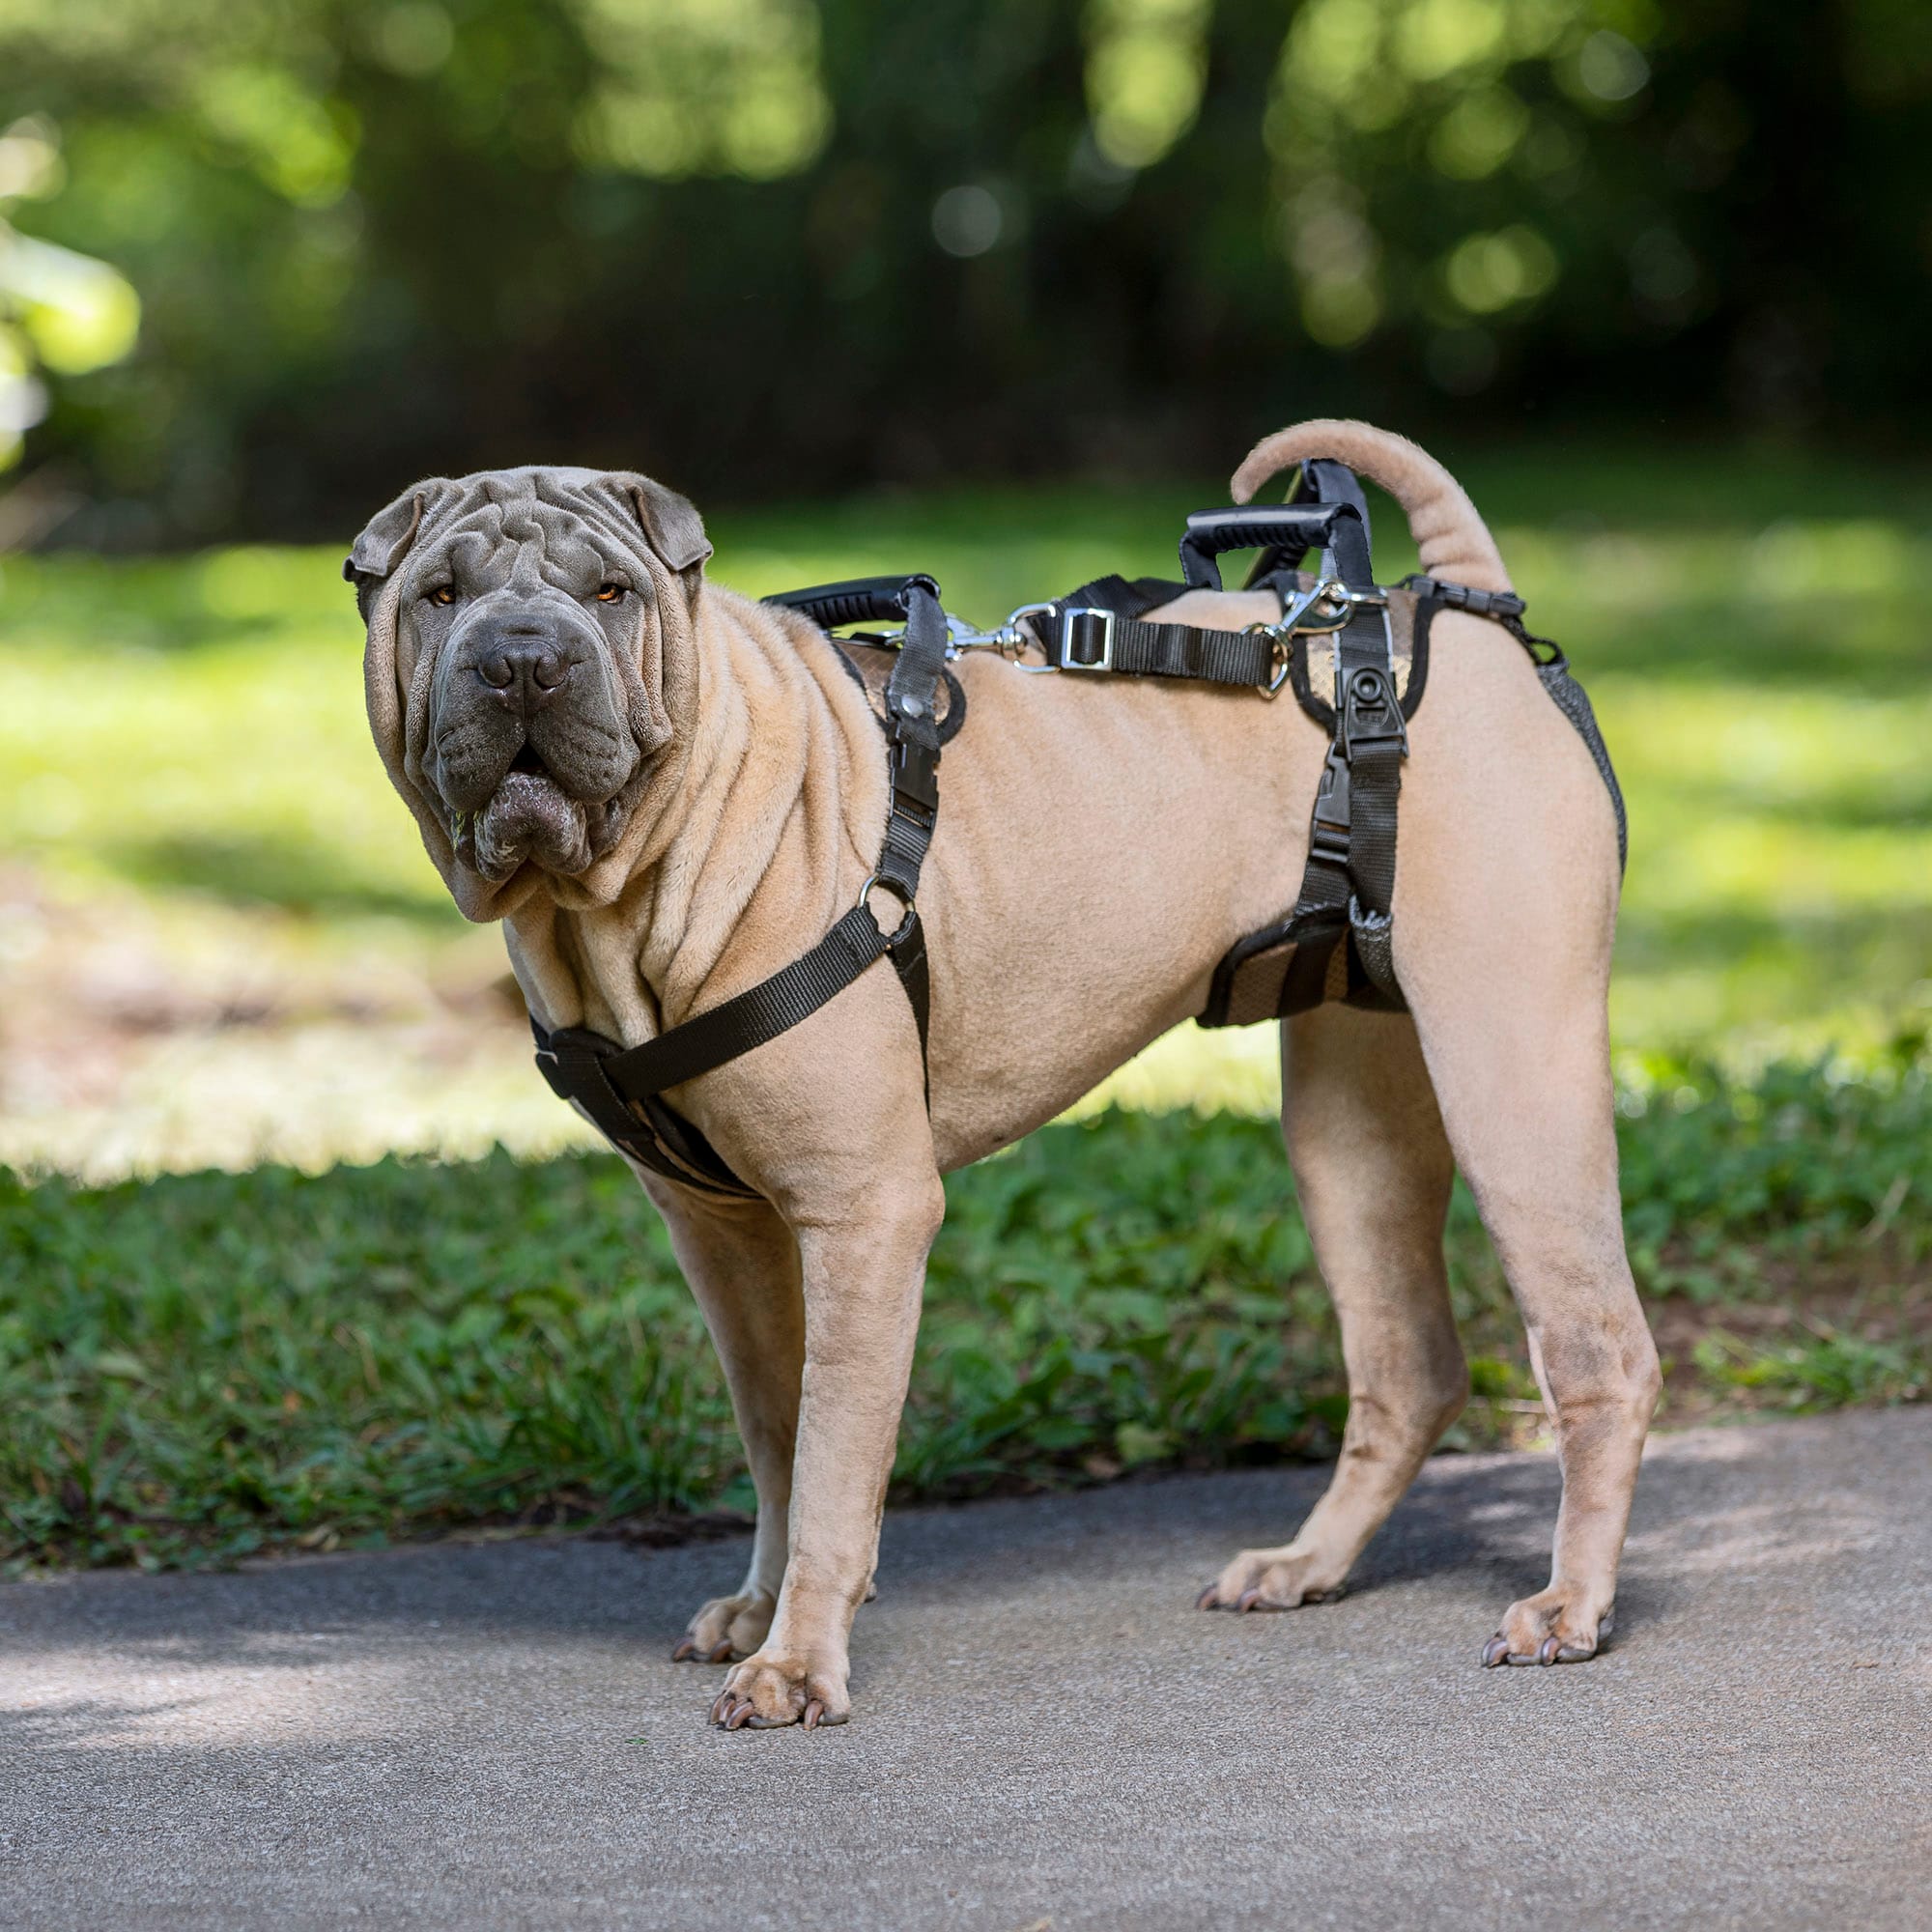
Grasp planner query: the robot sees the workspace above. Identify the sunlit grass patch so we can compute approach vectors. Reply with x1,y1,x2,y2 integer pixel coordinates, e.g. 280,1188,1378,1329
7,1049,1927,1572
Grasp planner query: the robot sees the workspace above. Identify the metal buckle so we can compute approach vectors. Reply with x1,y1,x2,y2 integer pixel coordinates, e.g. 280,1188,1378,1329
1058,606,1116,672
1285,579,1370,634
1262,635,1293,698
859,872,919,947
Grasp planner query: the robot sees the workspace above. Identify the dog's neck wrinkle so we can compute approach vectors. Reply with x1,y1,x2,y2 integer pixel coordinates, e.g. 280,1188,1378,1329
650,591,881,1018
521,585,886,1046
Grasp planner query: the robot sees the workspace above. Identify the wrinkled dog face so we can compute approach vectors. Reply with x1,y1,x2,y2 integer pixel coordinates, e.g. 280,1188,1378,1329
349,467,710,883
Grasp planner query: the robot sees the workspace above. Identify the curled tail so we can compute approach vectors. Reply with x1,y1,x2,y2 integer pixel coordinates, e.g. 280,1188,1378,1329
1231,418,1511,594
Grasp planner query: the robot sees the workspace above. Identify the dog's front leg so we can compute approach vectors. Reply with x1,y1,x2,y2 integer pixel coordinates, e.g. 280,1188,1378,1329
648,1184,807,1667
708,1174,945,1730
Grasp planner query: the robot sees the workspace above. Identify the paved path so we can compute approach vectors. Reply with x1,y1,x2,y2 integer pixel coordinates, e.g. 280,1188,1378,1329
5,1407,1929,1930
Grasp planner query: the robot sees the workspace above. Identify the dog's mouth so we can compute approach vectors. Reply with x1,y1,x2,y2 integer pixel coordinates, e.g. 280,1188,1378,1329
452,741,634,884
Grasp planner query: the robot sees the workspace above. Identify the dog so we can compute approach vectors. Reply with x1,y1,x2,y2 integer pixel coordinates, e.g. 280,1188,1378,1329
351,420,1661,1730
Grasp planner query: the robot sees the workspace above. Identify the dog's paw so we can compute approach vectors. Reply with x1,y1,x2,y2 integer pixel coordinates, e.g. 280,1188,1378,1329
1481,1587,1613,1667
1196,1543,1347,1613
708,1650,849,1731
669,1589,776,1664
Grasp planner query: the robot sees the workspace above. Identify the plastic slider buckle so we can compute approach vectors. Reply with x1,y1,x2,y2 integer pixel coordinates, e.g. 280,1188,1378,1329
1309,749,1351,866
1059,606,1116,672
1412,577,1525,623
892,738,939,823
1340,668,1407,758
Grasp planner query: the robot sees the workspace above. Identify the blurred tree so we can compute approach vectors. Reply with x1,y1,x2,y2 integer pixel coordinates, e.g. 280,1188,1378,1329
0,0,1925,541
0,116,139,479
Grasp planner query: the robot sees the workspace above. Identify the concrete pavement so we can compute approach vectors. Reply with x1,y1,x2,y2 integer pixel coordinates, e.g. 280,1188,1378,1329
5,1406,1929,1930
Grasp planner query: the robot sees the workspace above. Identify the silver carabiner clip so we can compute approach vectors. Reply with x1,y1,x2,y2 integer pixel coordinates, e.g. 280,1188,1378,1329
1248,579,1350,697
946,600,1061,671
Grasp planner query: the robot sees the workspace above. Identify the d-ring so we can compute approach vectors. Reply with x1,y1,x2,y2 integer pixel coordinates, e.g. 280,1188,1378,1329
859,872,918,946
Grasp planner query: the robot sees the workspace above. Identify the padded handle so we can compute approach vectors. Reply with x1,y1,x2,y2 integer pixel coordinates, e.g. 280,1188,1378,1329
764,574,941,631
1179,504,1352,590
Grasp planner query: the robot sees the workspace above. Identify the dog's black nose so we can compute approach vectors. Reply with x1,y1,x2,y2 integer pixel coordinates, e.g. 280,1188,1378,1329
477,634,572,712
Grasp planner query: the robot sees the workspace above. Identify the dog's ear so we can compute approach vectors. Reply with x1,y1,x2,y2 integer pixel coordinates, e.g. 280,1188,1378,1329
343,480,456,621
614,474,712,588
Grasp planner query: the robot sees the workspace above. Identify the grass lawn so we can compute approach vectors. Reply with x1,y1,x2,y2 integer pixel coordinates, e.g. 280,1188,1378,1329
3,439,1929,1568
9,1066,1929,1571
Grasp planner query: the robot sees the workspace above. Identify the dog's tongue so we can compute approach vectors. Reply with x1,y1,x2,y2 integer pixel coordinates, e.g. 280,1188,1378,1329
471,770,591,882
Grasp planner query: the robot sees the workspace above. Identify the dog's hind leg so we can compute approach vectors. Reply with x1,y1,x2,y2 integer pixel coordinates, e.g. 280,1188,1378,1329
1404,960,1661,1665
1392,650,1662,1663
1199,1004,1466,1612
649,1185,807,1665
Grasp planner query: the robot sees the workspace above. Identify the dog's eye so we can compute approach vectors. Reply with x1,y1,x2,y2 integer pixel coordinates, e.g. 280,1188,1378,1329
426,585,455,606
596,582,627,603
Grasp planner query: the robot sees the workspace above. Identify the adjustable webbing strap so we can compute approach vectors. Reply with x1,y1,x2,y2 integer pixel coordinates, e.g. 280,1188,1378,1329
1245,459,1374,592
530,576,949,1197
1033,575,1278,686
871,580,949,1062
1405,573,1627,875
1276,600,1406,1013
1030,501,1371,689
1167,473,1409,1023
558,903,905,1105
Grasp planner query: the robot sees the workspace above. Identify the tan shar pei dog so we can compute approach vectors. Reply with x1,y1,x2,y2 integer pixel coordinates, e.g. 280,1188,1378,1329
351,419,1661,1731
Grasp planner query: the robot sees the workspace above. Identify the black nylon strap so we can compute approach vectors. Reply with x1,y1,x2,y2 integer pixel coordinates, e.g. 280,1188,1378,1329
1035,574,1279,687
583,573,949,1110
1301,461,1373,580
532,1017,760,1198
1405,574,1627,874
876,582,946,900
593,903,894,1105
1274,478,1408,1015
1052,610,1278,685
873,580,946,1071
1249,461,1375,592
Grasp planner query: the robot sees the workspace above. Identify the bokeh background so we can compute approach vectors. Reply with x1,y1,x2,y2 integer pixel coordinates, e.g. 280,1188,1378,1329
3,2,1930,1566
3,1,1928,540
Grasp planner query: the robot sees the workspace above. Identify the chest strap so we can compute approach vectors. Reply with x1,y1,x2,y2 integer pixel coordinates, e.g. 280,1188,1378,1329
532,575,947,1199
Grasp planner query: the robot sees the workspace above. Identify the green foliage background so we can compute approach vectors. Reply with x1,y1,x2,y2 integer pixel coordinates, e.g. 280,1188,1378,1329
3,0,1929,539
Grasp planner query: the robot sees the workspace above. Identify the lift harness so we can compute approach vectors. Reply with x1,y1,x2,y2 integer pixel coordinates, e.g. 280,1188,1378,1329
531,460,1625,1200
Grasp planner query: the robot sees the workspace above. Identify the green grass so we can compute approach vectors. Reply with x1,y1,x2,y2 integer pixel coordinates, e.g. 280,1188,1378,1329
6,1051,1928,1572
